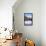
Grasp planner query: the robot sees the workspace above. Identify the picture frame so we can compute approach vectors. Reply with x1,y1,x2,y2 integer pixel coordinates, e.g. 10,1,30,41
24,13,33,26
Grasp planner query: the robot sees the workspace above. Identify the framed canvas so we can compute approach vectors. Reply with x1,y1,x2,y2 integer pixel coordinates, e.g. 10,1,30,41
24,13,33,26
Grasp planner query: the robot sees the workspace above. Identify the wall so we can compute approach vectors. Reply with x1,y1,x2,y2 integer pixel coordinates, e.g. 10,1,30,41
41,0,46,46
13,0,41,46
0,0,16,30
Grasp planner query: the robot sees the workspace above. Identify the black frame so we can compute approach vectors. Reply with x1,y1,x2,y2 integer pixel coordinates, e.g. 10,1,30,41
24,13,33,26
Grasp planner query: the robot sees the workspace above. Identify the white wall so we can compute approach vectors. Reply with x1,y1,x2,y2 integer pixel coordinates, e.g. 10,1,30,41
0,0,16,30
41,0,46,46
13,0,41,46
